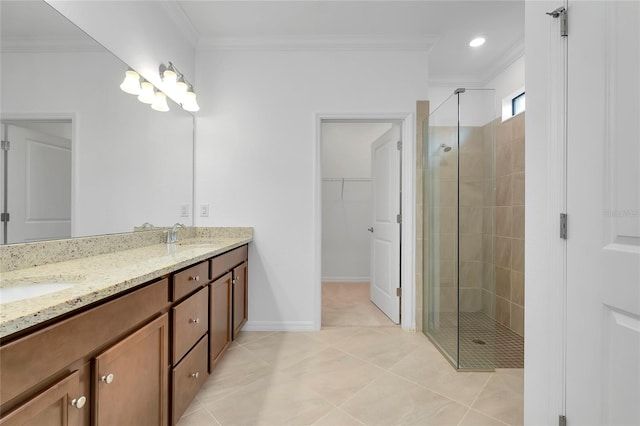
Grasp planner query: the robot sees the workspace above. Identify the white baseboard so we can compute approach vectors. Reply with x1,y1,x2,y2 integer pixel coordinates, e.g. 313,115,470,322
321,276,370,282
242,321,317,332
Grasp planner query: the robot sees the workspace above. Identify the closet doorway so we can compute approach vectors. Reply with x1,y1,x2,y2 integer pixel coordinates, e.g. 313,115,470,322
320,119,401,327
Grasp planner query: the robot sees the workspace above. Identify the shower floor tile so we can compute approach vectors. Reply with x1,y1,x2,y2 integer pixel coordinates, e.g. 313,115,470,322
427,312,524,369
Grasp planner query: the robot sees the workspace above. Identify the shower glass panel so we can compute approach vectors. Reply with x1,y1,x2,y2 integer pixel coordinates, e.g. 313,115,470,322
423,88,496,370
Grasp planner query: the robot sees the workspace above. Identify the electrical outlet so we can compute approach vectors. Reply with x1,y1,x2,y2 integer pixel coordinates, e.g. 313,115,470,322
179,204,189,217
200,204,210,217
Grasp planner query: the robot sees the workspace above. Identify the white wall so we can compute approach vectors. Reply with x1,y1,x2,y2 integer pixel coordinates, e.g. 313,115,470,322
1,50,193,236
321,122,392,282
195,48,428,330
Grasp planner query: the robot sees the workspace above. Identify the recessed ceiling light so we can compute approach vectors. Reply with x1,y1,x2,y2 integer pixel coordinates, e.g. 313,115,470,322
469,37,486,47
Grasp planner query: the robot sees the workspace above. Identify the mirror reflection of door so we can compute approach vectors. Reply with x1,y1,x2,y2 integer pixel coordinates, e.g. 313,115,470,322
1,120,71,244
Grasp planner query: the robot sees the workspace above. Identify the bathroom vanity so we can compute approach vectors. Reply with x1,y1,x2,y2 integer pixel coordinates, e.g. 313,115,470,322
0,228,252,425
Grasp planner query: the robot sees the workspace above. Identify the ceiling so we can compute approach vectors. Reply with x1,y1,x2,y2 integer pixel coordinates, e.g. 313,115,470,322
0,0,525,87
177,1,525,86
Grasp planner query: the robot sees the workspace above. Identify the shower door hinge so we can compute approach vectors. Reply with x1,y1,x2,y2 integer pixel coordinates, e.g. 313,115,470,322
397,140,402,151
559,414,567,426
396,287,402,297
396,214,402,224
547,6,568,37
1,140,9,151
560,213,568,239
1,212,9,223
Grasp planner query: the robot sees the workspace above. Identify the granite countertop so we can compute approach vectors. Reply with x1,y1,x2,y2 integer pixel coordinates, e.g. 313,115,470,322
0,233,252,339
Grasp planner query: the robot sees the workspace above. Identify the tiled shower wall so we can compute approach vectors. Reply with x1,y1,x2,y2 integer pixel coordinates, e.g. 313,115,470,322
416,102,525,338
483,113,525,337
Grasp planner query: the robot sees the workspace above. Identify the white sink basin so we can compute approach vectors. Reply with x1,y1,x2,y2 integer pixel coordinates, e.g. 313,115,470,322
0,283,76,304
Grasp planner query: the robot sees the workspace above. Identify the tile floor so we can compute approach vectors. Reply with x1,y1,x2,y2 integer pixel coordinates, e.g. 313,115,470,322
178,282,524,425
321,282,396,327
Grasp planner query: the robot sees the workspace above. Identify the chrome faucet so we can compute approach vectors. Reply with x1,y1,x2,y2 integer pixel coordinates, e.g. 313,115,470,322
167,223,185,244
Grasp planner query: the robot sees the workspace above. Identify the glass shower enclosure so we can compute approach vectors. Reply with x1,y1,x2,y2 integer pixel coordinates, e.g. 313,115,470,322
422,88,496,370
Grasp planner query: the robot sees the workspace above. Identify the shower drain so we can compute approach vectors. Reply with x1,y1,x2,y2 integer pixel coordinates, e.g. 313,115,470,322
472,338,487,345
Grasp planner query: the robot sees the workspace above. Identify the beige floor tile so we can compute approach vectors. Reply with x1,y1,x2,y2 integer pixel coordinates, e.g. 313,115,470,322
472,369,524,425
204,375,333,426
283,347,386,405
332,327,420,369
183,398,206,418
306,327,363,345
391,347,492,406
233,330,278,346
341,372,469,425
176,408,220,426
197,345,273,405
458,409,509,426
322,282,396,327
241,332,330,370
313,408,365,426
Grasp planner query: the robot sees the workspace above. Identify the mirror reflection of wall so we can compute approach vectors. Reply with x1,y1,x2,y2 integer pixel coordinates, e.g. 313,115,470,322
0,0,194,244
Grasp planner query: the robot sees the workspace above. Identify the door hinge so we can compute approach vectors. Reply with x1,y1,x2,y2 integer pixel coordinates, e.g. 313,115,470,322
546,6,568,37
1,140,9,151
397,140,402,151
560,213,568,239
396,287,402,297
559,414,567,426
0,212,9,223
396,214,402,224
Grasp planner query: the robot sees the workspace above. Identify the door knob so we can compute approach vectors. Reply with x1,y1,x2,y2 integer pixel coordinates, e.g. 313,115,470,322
367,227,374,233
71,396,87,408
101,373,114,384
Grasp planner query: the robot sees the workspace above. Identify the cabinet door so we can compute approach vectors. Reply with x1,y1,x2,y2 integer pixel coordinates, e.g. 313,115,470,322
93,314,168,426
0,370,84,426
172,286,208,364
232,262,248,339
210,272,232,368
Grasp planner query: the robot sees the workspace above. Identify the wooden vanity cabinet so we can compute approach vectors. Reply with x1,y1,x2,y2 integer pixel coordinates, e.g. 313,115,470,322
93,314,169,426
232,261,248,339
209,272,232,370
0,369,84,426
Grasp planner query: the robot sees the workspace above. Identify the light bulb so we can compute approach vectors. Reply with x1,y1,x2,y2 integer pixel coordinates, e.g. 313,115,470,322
163,67,177,87
174,77,188,104
151,91,170,112
120,69,141,95
469,37,486,47
137,81,155,104
182,88,200,112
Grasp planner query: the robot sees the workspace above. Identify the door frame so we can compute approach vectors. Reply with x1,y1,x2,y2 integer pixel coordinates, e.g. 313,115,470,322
0,113,77,240
314,112,415,330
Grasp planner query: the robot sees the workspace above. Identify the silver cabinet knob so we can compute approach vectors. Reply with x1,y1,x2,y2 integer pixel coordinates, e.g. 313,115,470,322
189,275,200,282
367,227,374,233
71,396,87,409
190,372,199,379
101,373,114,384
189,318,200,324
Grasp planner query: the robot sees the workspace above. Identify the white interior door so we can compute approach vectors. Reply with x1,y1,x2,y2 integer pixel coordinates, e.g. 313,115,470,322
370,125,401,323
566,1,640,424
4,124,71,243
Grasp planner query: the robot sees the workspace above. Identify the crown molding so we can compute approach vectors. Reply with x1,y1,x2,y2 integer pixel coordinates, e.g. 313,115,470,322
0,37,104,53
198,34,438,52
428,38,525,88
478,37,525,86
157,1,200,48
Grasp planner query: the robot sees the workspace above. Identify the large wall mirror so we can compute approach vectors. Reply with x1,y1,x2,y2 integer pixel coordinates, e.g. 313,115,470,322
0,0,194,244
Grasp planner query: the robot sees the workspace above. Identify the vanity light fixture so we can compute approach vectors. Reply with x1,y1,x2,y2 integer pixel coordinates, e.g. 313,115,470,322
151,91,170,112
159,62,200,113
137,80,156,104
182,84,200,112
120,68,141,95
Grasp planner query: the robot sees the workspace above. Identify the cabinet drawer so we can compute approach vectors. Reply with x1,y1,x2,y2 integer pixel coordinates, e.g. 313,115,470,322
172,287,208,364
173,261,209,301
210,245,248,280
0,279,169,406
172,336,208,425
